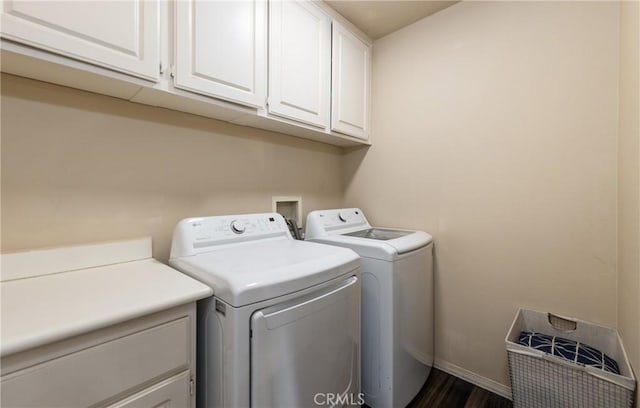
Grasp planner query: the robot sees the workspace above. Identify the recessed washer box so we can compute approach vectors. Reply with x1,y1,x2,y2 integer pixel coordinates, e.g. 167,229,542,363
272,196,302,225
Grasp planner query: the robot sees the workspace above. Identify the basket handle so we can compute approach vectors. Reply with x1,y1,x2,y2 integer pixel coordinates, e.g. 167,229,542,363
548,313,577,332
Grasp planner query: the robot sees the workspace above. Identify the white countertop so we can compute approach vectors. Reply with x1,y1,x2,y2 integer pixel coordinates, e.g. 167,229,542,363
1,239,213,357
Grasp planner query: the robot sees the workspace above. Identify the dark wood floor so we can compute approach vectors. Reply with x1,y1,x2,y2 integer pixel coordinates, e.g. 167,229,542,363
407,368,512,408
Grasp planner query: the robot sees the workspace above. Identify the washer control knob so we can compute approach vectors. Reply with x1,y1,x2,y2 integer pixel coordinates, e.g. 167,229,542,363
231,220,246,234
338,212,347,222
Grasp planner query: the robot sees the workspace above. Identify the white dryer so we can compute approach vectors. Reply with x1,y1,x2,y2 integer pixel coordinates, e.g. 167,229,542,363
169,213,361,408
305,208,434,408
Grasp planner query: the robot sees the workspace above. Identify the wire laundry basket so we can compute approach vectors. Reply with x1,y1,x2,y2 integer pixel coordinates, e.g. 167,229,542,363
505,308,636,408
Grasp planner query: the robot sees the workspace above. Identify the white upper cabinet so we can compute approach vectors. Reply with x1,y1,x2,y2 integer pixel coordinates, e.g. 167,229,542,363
331,21,371,140
0,0,159,81
174,0,267,108
0,0,372,147
268,0,331,129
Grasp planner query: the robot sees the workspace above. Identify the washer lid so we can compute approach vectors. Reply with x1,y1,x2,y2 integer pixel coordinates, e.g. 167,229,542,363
309,230,432,261
168,238,359,307
305,208,432,261
343,228,413,240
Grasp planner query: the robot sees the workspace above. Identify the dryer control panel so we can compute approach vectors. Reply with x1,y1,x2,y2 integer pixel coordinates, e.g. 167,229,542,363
170,213,290,257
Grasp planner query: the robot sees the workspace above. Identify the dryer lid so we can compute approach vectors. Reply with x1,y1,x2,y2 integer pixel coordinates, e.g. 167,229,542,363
169,239,359,307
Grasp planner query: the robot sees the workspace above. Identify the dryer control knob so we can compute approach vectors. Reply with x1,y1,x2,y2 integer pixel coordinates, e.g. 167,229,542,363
231,220,246,234
338,213,347,222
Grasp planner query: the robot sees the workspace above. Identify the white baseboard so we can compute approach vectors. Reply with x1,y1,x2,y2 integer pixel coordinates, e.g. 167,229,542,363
433,358,512,400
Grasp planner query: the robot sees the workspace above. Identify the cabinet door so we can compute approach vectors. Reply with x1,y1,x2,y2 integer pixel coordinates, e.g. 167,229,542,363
0,317,190,408
268,1,331,129
175,0,267,108
0,1,159,81
107,371,191,408
331,22,371,140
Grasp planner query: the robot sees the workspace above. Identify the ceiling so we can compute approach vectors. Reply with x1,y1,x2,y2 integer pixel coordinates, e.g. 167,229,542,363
324,1,459,40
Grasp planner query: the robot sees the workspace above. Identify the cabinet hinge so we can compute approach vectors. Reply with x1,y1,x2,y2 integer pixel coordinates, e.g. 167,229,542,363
170,65,175,79
190,378,195,396
159,62,164,75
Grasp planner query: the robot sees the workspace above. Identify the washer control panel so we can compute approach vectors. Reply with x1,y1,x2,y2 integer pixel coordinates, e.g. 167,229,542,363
317,209,368,230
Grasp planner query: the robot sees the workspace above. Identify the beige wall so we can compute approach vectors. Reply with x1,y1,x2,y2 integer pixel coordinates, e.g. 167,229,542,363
344,1,620,387
0,74,345,261
618,0,640,391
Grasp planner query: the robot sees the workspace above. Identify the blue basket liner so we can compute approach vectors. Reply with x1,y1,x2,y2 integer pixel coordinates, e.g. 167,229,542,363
518,331,620,375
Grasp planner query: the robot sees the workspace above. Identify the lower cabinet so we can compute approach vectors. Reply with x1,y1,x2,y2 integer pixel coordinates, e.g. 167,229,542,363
0,304,197,408
107,371,191,408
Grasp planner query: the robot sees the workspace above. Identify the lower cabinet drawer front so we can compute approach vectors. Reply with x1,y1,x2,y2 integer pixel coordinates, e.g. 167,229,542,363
107,371,191,408
1,317,190,408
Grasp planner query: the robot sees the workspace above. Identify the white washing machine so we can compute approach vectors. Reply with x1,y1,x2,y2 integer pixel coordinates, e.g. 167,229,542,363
305,208,434,408
169,213,361,408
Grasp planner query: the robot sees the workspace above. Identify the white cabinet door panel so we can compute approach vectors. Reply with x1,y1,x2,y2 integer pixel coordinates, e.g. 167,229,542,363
175,0,266,108
331,22,370,140
107,371,191,408
268,1,331,129
0,318,190,408
0,0,159,81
